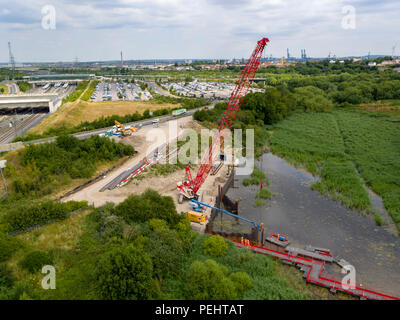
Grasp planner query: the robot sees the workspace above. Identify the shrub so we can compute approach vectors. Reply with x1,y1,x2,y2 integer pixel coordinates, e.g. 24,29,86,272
202,235,228,258
19,251,53,273
0,233,22,262
185,259,252,300
98,215,123,241
0,264,15,288
257,188,271,200
115,189,181,227
229,272,253,294
147,227,185,279
2,200,88,233
94,245,153,300
185,259,236,300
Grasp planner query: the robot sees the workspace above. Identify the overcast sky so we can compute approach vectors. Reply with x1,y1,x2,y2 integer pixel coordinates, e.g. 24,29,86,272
0,0,399,62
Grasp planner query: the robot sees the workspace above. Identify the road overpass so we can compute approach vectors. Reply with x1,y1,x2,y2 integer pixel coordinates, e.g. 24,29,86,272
0,94,62,113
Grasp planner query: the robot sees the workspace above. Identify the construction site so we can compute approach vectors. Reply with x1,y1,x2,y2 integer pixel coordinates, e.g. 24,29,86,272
37,38,397,300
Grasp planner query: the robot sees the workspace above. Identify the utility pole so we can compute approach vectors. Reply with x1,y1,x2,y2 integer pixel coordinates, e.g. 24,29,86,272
13,109,18,138
8,41,15,80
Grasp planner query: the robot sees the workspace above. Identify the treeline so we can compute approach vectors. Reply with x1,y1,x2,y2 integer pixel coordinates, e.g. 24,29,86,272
15,96,208,142
195,69,400,129
5,135,134,198
17,81,31,93
284,72,400,106
1,200,88,233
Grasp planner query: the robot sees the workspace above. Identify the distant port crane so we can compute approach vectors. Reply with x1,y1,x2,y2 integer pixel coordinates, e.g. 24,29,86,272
177,37,270,201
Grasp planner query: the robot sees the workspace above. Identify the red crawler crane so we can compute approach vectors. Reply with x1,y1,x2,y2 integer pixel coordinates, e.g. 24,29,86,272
177,37,270,202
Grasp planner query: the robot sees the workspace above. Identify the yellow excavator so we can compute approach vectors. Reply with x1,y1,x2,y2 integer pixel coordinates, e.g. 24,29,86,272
115,120,137,137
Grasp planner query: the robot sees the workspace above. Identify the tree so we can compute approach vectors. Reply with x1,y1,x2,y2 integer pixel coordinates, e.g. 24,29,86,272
94,244,154,300
115,189,181,227
185,259,237,300
241,88,294,125
147,222,185,280
294,86,334,112
202,235,228,257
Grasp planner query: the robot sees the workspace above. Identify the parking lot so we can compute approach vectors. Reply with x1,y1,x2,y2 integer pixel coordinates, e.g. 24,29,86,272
90,81,153,102
161,81,263,98
28,82,76,100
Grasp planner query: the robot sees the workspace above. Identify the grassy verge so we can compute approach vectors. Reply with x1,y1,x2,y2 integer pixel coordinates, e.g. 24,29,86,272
0,84,9,94
62,81,89,104
80,81,99,101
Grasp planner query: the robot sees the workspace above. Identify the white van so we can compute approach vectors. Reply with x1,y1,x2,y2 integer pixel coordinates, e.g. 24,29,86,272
152,118,160,124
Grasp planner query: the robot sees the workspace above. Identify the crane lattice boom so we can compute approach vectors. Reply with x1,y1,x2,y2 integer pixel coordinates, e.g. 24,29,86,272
187,37,269,195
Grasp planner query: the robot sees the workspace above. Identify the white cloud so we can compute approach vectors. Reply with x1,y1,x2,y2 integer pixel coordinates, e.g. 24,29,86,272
0,0,398,61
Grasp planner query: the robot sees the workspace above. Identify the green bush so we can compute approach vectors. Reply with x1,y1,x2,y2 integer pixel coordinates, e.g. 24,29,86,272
0,233,22,262
0,264,15,288
257,188,271,200
1,200,88,233
94,244,154,300
147,226,185,279
17,81,31,93
115,189,181,227
202,235,228,258
19,251,53,273
229,272,253,293
98,215,123,242
185,259,236,299
185,259,252,300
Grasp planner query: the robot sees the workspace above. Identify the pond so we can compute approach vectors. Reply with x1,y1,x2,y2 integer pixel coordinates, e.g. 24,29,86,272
224,152,400,295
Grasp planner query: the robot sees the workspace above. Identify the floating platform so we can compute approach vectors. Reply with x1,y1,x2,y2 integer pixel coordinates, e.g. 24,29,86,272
232,240,400,300
265,235,290,247
286,246,334,263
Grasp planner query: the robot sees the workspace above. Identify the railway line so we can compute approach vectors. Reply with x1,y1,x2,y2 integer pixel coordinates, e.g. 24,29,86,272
0,114,46,144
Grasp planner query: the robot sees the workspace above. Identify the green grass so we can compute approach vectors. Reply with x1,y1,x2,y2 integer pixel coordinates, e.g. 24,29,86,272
311,160,370,211
62,81,89,104
242,168,270,186
148,162,186,177
257,188,271,200
334,110,400,226
80,81,99,101
269,109,400,231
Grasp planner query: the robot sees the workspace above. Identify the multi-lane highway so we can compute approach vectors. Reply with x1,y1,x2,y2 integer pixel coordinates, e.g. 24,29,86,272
0,105,213,152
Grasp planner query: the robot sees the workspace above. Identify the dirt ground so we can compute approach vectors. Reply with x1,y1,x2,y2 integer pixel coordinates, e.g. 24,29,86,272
28,99,181,134
62,115,231,233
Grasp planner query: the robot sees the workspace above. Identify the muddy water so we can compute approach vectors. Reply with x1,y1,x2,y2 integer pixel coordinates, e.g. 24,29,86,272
224,152,400,295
